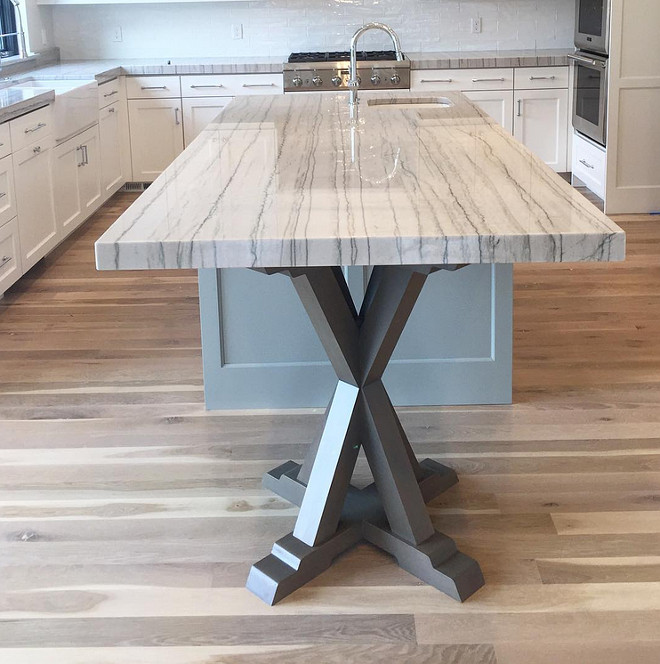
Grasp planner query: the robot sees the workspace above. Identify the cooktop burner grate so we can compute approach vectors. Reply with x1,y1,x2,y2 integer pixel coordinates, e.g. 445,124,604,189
287,50,401,63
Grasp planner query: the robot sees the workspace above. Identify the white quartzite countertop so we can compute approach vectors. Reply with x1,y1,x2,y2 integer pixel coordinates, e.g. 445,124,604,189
0,86,54,125
95,91,624,271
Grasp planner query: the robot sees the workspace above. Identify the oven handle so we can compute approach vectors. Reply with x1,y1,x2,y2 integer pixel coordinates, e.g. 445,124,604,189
568,53,605,68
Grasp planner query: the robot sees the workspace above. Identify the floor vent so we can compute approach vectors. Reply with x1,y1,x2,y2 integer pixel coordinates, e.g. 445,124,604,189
121,182,150,192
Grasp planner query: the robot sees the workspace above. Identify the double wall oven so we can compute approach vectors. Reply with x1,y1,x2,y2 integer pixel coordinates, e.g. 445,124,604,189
570,0,610,146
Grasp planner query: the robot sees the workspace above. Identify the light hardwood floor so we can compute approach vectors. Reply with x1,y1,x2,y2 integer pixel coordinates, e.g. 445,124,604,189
0,193,659,663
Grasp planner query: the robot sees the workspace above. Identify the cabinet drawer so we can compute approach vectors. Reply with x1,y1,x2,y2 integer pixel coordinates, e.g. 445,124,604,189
98,78,121,108
209,74,283,96
0,123,11,160
0,217,22,294
126,76,181,99
572,132,606,199
412,68,514,92
0,154,16,228
515,67,569,90
10,105,53,152
181,75,233,97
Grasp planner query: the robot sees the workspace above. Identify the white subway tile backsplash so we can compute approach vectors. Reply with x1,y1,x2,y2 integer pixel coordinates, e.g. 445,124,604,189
50,0,575,60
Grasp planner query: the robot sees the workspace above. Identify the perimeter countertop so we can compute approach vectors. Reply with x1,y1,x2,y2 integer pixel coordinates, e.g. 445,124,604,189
95,90,624,272
0,86,54,125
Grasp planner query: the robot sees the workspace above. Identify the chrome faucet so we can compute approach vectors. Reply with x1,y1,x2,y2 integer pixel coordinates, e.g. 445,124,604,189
348,22,403,120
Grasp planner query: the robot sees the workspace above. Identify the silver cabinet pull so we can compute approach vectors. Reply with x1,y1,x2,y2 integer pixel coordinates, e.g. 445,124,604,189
24,122,46,134
517,99,522,117
242,83,277,88
420,78,453,83
103,90,119,97
0,192,6,198
529,75,556,81
174,108,180,125
32,145,42,154
83,145,89,166
141,85,167,90
0,255,12,268
579,159,595,169
190,84,225,89
568,53,599,66
472,77,505,83
108,107,116,113
77,145,84,167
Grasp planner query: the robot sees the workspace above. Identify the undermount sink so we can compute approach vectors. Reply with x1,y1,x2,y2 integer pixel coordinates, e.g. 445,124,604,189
11,79,98,142
367,97,454,110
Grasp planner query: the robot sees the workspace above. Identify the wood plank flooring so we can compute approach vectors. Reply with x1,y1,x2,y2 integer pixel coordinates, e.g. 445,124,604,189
1,193,660,662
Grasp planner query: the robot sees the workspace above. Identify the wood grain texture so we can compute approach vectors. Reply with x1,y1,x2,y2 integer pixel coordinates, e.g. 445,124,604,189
0,194,657,661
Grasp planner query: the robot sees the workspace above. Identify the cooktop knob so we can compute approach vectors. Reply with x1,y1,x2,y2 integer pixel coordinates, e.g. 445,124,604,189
390,73,401,85
312,75,323,87
370,73,382,85
292,75,303,87
331,76,342,87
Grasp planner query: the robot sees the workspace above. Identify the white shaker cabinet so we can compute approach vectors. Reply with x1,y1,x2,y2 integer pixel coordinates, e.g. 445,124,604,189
462,91,514,134
13,137,58,272
128,98,183,182
0,154,17,227
53,125,102,238
99,102,128,195
514,88,569,172
0,217,22,294
182,97,233,146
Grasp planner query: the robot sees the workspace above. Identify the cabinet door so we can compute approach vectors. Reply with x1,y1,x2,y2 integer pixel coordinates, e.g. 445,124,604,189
182,97,233,146
52,136,83,236
13,139,58,272
514,88,569,172
0,153,17,227
78,125,102,217
128,99,183,182
0,217,22,295
463,90,514,134
99,103,125,195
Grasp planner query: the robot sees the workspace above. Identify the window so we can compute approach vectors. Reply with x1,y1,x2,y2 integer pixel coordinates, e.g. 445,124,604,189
0,0,18,59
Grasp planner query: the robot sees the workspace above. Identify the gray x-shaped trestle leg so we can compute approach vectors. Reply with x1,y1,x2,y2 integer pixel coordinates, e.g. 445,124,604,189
246,265,484,605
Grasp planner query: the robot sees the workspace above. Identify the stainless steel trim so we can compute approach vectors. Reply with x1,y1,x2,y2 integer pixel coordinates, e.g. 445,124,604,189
190,84,225,89
24,122,46,134
471,77,505,82
579,159,595,169
103,90,119,98
174,107,180,125
0,255,11,268
141,85,168,90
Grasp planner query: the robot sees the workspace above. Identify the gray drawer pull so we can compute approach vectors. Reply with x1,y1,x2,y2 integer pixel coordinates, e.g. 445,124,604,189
190,84,225,89
141,86,168,90
472,77,506,83
0,255,11,268
103,90,119,97
174,108,180,125
529,75,556,81
420,78,453,83
579,159,595,170
32,145,42,154
0,192,6,198
24,122,46,134
242,83,277,88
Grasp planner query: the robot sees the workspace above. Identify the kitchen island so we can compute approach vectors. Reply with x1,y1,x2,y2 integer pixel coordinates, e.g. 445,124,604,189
95,90,624,604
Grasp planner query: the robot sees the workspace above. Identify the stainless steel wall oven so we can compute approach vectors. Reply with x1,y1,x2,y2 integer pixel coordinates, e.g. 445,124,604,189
575,0,611,55
569,51,608,146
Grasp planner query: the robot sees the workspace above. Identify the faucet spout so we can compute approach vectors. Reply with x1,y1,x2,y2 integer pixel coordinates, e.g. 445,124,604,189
348,22,403,120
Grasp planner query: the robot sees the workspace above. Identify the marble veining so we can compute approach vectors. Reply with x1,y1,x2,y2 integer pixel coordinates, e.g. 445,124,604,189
0,87,54,125
95,90,624,271
409,48,571,70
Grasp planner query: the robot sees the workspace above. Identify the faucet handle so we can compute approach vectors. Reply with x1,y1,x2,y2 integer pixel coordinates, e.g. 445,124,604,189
348,76,361,88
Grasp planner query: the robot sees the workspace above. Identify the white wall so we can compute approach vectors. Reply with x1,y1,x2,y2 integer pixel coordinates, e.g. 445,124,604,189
49,0,575,60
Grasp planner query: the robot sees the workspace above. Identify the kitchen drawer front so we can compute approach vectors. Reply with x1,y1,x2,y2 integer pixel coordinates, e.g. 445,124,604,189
572,132,606,199
515,66,569,90
126,76,181,99
10,105,53,152
0,154,16,228
98,78,121,108
0,123,11,159
412,68,514,92
181,75,234,97
0,217,22,294
213,74,283,96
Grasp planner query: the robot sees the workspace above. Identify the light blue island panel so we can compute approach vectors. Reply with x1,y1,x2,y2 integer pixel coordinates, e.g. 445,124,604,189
199,264,512,409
